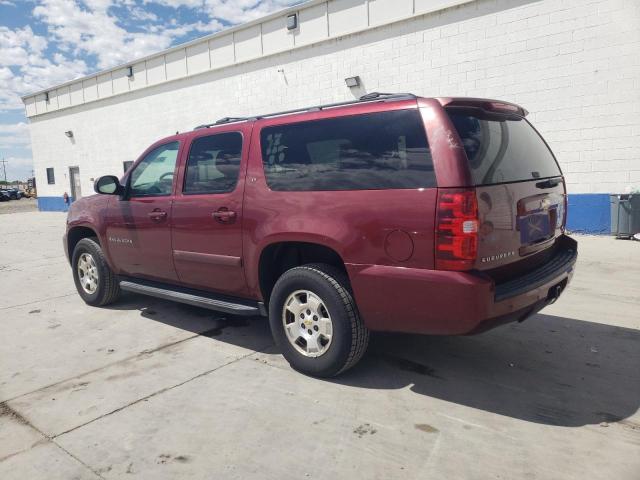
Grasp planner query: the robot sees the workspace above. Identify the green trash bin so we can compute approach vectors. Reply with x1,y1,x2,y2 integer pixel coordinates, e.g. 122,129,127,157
610,194,640,238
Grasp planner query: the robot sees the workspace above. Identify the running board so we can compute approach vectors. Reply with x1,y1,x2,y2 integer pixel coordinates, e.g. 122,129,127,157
119,278,265,316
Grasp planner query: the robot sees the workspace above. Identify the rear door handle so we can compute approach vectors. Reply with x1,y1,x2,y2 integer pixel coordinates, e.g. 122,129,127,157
212,208,237,223
148,210,167,221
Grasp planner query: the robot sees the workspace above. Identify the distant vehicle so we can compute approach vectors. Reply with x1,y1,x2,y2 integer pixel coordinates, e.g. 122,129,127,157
0,190,11,202
64,92,578,377
6,188,23,200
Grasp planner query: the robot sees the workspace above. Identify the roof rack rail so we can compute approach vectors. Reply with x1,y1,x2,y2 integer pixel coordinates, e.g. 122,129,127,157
194,116,249,129
358,92,415,100
193,92,416,130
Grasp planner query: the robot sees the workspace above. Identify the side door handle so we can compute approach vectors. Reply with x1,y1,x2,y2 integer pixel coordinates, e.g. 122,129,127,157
148,209,167,222
212,208,237,224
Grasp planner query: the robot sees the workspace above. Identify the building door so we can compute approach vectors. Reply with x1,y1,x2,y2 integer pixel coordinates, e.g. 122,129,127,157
69,166,81,199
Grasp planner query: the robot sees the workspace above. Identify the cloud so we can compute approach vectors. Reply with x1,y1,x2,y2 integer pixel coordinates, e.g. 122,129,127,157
32,0,226,70
0,25,88,110
0,122,31,147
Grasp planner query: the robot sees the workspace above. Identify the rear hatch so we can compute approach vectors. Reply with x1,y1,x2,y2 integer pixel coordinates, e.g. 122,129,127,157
445,105,566,281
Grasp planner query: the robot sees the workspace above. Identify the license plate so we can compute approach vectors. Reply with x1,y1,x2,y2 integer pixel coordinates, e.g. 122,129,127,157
519,213,551,243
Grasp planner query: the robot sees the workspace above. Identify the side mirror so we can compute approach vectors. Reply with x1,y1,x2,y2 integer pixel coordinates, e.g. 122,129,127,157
94,175,124,195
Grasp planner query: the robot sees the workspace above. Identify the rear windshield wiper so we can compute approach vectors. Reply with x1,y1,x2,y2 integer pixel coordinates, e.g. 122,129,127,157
535,177,562,189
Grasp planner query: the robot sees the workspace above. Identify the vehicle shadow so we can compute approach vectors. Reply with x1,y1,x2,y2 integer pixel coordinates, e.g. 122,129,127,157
336,314,640,428
107,294,640,428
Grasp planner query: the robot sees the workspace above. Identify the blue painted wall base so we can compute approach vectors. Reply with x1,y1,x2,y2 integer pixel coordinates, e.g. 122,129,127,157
37,196,74,212
37,193,612,234
566,193,611,234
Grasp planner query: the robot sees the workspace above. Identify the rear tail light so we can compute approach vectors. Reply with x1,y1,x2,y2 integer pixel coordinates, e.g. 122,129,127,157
435,188,479,271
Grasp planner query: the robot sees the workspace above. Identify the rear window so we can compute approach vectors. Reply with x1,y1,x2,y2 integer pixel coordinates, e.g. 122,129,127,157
260,109,435,191
447,109,561,185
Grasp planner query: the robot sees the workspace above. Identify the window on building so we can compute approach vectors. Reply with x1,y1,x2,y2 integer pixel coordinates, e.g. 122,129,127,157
46,168,55,184
129,142,180,197
123,161,134,173
183,132,243,194
260,110,435,191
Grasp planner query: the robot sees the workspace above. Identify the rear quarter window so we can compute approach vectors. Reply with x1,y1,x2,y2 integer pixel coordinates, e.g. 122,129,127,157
260,109,435,191
447,109,561,186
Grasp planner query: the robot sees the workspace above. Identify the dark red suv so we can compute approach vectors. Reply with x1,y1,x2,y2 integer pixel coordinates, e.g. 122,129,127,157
64,92,577,376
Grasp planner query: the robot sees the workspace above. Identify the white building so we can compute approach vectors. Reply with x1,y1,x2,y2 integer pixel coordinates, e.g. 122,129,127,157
22,0,640,232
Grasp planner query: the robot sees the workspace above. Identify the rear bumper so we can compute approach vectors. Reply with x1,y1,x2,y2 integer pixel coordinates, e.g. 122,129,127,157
347,235,577,335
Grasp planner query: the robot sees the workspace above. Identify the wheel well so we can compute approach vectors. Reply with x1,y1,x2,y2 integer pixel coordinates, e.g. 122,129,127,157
67,226,98,260
258,242,347,303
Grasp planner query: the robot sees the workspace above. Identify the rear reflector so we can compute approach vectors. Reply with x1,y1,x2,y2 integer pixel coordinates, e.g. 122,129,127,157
435,188,479,271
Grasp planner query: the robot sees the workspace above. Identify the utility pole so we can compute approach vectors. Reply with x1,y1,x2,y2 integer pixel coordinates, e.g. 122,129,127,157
0,157,7,183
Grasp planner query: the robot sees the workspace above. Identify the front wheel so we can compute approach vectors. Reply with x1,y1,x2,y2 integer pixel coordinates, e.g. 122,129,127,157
72,238,120,306
268,264,369,377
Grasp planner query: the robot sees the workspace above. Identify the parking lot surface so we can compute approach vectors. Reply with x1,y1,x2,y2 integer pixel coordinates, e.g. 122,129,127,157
1,211,639,480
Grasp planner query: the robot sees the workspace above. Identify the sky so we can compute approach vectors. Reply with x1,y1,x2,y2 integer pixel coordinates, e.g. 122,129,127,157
0,0,300,181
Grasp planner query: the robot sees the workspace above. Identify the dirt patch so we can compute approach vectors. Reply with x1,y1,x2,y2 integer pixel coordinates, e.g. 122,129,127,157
415,423,439,433
0,402,30,426
157,453,191,464
0,198,38,215
353,423,377,437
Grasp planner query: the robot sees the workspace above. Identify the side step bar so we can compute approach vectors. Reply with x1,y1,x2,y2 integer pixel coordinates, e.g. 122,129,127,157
119,278,266,316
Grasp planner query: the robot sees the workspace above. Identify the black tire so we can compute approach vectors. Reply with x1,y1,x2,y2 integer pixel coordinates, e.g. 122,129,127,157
72,237,120,306
268,263,369,377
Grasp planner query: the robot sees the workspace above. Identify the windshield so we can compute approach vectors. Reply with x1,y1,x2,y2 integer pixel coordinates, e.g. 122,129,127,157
447,109,561,185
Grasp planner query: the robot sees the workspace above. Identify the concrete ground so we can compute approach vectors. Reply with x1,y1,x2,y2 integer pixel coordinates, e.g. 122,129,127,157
0,211,638,480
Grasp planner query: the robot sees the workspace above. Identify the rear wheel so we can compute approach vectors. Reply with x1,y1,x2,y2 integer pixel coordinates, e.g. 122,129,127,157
72,238,120,306
269,264,369,377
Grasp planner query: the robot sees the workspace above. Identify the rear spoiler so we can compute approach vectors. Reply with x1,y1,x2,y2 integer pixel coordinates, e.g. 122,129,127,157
437,97,529,117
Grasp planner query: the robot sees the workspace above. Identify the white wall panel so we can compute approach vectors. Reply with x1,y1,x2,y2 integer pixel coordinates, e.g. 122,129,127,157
234,25,262,62
45,90,59,112
35,93,47,114
210,34,234,68
82,77,98,102
328,0,367,37
97,73,113,98
112,68,130,94
368,0,413,26
69,82,84,105
296,2,328,46
262,16,294,55
166,49,187,80
129,61,147,90
147,55,166,85
57,86,71,109
415,0,471,15
186,41,210,74
24,96,36,117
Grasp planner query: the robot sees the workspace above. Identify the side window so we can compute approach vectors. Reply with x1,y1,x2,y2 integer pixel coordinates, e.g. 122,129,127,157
260,110,435,191
46,168,55,184
129,142,180,197
183,132,242,194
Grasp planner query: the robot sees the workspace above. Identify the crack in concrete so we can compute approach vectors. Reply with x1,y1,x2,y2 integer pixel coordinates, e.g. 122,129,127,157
0,402,106,479
0,293,77,311
52,346,268,439
1,327,226,404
